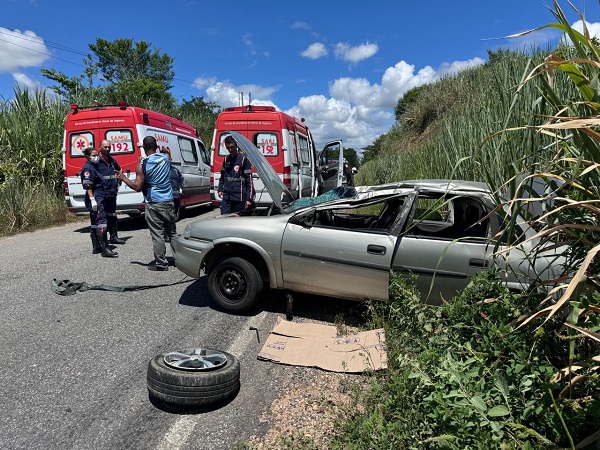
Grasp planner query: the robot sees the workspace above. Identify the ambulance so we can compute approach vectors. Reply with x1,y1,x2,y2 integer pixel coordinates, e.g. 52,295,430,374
62,103,212,217
210,105,344,207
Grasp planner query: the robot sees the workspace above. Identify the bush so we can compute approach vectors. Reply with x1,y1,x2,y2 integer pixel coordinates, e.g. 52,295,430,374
0,176,75,236
331,271,600,449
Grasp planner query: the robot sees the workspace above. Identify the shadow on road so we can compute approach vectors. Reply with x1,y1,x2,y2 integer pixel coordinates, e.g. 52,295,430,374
72,204,216,233
179,277,367,328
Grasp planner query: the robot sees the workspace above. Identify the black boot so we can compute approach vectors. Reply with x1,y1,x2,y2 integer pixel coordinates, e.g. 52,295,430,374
100,233,118,258
109,225,126,244
91,232,102,254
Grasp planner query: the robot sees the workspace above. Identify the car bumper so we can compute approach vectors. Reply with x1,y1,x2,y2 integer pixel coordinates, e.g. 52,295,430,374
173,235,214,278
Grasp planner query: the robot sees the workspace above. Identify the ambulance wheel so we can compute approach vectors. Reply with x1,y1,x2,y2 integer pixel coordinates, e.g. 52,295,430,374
208,257,263,313
147,348,240,407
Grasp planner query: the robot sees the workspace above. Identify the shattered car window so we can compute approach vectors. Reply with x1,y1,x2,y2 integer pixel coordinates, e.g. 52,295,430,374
286,185,358,212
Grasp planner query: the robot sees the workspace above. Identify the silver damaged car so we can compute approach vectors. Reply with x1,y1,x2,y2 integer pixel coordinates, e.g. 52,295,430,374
174,132,565,313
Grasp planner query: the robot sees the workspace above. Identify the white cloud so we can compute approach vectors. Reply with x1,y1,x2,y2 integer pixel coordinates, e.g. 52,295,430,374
12,72,42,91
570,20,600,40
195,57,485,152
334,42,378,63
202,80,279,107
0,28,50,72
301,42,328,59
294,57,484,149
290,21,311,30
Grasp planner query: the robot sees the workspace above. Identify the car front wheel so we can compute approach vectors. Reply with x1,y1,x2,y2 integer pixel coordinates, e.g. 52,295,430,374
208,256,263,313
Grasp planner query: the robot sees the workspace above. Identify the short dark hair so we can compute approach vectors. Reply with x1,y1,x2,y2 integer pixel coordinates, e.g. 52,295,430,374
143,136,158,151
224,135,235,145
82,147,95,157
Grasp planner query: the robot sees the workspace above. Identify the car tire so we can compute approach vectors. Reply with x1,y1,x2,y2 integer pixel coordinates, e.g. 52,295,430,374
147,349,240,407
208,257,263,313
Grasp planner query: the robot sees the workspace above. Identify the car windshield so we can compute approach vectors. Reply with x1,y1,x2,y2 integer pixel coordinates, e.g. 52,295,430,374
284,185,358,212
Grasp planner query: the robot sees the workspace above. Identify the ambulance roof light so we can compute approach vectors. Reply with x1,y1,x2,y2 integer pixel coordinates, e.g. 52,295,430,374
118,101,127,109
70,104,79,112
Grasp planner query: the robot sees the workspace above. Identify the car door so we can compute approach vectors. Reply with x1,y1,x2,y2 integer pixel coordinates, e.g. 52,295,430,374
317,141,344,193
392,195,500,303
178,136,211,205
279,194,416,301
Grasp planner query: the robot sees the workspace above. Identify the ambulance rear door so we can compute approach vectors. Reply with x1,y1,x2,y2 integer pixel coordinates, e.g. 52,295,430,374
177,136,211,207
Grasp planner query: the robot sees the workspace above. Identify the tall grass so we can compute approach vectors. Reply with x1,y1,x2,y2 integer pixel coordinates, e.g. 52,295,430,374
357,48,579,192
0,86,68,190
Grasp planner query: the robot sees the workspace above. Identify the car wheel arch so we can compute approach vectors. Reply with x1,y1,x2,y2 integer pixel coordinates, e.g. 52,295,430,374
205,243,273,287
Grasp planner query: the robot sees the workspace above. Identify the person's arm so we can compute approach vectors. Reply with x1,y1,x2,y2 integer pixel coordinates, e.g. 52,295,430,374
81,169,97,210
242,158,253,207
113,158,123,188
117,163,144,192
217,160,225,198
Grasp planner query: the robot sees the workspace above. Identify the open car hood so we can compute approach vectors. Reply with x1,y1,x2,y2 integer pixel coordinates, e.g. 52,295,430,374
229,131,294,210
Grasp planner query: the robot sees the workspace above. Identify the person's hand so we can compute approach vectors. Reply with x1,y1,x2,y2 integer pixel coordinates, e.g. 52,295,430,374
217,191,223,198
90,198,98,211
245,200,252,209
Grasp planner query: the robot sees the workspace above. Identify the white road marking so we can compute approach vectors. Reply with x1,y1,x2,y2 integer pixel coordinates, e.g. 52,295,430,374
154,311,271,450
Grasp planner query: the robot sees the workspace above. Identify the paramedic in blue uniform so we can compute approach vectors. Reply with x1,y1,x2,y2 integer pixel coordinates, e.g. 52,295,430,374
80,147,117,257
117,136,175,271
217,135,254,214
98,139,126,245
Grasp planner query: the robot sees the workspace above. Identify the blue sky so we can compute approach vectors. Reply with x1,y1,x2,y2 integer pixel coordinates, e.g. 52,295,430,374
2,0,600,151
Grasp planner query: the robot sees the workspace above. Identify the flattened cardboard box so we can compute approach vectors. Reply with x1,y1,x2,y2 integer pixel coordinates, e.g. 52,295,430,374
258,318,387,373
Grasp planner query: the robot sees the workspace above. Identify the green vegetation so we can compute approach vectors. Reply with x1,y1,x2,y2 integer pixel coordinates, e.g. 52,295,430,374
335,1,600,448
330,272,599,449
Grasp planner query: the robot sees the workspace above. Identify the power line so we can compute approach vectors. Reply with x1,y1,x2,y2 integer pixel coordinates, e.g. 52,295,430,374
0,30,248,101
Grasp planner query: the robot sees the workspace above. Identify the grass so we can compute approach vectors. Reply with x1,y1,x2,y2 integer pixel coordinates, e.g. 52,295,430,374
0,176,80,237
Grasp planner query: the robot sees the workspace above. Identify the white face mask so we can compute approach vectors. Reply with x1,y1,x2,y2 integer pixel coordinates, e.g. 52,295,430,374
90,156,99,164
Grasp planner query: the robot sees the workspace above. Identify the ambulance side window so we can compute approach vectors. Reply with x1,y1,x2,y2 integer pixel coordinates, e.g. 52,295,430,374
254,133,278,157
70,132,95,157
298,135,310,164
197,140,210,165
105,129,134,154
179,137,198,164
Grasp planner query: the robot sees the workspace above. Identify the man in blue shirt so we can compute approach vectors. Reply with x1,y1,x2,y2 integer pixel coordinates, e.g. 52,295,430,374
117,136,175,271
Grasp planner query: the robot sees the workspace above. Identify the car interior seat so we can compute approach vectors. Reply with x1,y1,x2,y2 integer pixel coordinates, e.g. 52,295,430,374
454,200,486,238
374,200,402,230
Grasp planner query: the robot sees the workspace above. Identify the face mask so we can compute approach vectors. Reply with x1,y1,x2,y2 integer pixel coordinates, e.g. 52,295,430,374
90,156,99,164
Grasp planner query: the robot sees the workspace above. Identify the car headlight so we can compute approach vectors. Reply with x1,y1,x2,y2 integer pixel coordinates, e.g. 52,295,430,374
182,224,192,239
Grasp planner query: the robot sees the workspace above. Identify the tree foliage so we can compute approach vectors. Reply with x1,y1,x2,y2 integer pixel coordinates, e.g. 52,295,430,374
42,38,175,108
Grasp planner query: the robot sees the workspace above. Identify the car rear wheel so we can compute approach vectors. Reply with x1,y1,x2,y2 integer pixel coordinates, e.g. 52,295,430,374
147,348,240,407
208,257,263,313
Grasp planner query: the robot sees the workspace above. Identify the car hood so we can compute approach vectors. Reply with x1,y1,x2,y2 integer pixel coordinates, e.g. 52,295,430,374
229,131,294,210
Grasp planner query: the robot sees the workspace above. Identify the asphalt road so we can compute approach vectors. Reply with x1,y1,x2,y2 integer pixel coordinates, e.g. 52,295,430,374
0,206,360,450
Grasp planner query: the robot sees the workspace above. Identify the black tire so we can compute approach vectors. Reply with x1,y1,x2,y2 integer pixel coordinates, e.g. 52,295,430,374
208,257,263,313
147,349,240,407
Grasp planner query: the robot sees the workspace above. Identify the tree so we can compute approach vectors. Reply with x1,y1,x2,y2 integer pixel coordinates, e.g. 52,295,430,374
361,133,387,164
42,38,175,107
176,96,222,143
394,85,426,121
343,147,360,169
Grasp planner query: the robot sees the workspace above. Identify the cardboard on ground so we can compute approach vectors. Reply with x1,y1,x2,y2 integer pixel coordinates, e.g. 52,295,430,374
258,318,387,373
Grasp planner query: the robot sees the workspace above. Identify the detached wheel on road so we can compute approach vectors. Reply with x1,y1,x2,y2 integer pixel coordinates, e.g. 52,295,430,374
147,348,240,407
208,257,263,313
